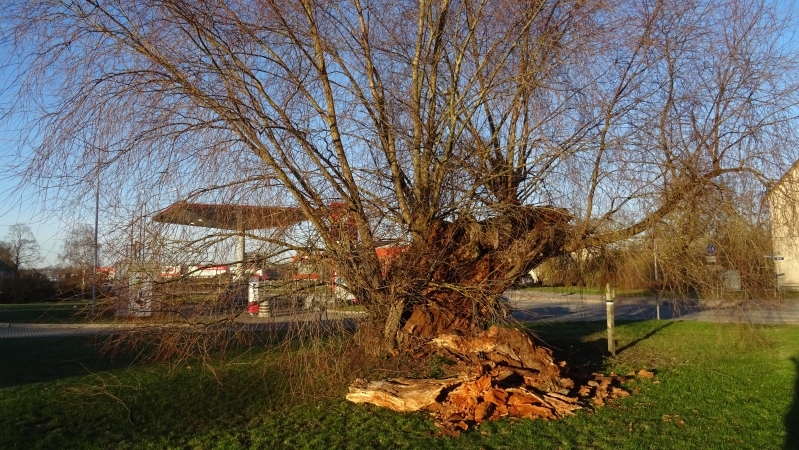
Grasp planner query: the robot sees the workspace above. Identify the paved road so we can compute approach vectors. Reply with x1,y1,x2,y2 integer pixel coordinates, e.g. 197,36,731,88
0,323,111,339
0,322,142,339
0,309,365,339
2,292,797,338
505,290,799,324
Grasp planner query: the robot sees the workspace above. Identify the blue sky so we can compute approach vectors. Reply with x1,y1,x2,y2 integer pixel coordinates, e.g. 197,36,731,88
0,40,90,267
0,133,71,267
0,53,62,266
2,0,798,268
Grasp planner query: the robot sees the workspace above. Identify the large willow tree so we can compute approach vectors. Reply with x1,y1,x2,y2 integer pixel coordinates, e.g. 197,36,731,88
2,0,798,352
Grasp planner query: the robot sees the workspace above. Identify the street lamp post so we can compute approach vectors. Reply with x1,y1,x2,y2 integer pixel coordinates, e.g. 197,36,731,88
92,150,101,315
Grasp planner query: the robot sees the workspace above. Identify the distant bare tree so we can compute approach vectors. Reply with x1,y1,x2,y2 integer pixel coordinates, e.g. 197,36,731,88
59,224,96,293
2,224,40,273
1,0,798,354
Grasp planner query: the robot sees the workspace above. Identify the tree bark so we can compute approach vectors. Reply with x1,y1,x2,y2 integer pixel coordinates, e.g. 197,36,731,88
367,205,571,352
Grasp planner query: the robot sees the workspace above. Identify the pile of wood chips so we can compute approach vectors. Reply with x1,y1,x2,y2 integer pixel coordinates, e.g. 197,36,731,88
347,326,641,435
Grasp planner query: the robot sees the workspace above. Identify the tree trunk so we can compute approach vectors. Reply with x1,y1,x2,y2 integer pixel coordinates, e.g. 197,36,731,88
381,299,405,353
363,205,571,353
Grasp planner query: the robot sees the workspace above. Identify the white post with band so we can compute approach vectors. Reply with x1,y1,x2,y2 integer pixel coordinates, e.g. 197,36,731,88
606,283,616,356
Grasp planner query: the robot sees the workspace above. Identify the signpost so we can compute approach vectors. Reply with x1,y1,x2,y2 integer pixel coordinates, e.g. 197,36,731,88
654,240,660,321
706,244,717,264
606,283,616,356
764,255,784,294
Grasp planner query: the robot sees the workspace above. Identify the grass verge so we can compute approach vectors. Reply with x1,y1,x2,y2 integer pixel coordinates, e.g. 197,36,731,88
0,301,96,324
523,286,656,297
0,320,797,449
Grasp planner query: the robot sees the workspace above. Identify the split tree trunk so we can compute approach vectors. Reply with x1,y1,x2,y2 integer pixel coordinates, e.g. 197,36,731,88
346,206,638,433
366,205,571,353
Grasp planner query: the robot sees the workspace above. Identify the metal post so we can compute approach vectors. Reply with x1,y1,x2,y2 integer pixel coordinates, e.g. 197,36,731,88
140,201,145,261
655,296,660,320
606,282,616,356
92,150,101,315
654,240,660,320
236,227,246,281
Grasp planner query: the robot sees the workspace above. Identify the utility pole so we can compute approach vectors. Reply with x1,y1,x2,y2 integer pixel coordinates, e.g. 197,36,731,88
92,148,101,315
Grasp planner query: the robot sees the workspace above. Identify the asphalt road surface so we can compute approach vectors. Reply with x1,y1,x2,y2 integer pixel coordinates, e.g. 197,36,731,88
2,291,797,338
504,290,799,325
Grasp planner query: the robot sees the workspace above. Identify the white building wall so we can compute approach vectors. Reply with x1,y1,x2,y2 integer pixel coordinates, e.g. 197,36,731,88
769,164,799,290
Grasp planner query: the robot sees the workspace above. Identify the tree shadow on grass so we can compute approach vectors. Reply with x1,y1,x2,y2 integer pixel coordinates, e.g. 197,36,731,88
0,325,306,389
526,321,611,374
786,357,799,450
1,349,299,450
615,321,674,354
0,336,141,388
525,320,676,376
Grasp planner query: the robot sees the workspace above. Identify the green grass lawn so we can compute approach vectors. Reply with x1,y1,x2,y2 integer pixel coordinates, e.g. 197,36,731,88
0,301,97,324
1,321,797,449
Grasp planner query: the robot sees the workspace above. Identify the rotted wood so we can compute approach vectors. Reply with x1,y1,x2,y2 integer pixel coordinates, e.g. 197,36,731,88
345,376,470,413
347,326,636,435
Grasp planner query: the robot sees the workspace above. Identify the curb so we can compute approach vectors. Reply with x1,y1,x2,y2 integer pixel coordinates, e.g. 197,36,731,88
3,322,183,330
325,309,368,315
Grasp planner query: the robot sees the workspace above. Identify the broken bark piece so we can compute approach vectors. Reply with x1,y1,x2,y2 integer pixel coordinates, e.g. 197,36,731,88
543,394,580,416
545,392,579,403
447,385,480,411
483,388,509,405
612,387,630,397
507,390,546,406
346,376,468,412
494,403,509,416
473,401,495,423
508,403,553,419
637,369,655,379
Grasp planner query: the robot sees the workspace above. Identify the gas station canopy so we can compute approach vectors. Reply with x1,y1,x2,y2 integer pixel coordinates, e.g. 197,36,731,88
153,202,307,230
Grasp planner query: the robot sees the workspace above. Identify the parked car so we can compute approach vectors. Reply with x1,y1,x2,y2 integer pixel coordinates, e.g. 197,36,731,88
514,274,537,288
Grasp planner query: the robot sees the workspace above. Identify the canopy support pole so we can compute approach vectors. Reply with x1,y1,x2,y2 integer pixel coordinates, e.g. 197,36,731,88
235,226,246,281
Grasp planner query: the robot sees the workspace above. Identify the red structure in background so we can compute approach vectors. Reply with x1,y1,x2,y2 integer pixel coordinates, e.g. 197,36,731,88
96,267,116,278
291,254,324,281
375,245,407,276
327,201,358,243
290,244,407,281
160,265,183,278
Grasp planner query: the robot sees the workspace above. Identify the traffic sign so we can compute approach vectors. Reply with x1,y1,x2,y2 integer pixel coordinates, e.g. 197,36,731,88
706,244,716,255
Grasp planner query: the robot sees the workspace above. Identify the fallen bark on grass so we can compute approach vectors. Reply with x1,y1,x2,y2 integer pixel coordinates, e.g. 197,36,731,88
347,326,634,435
